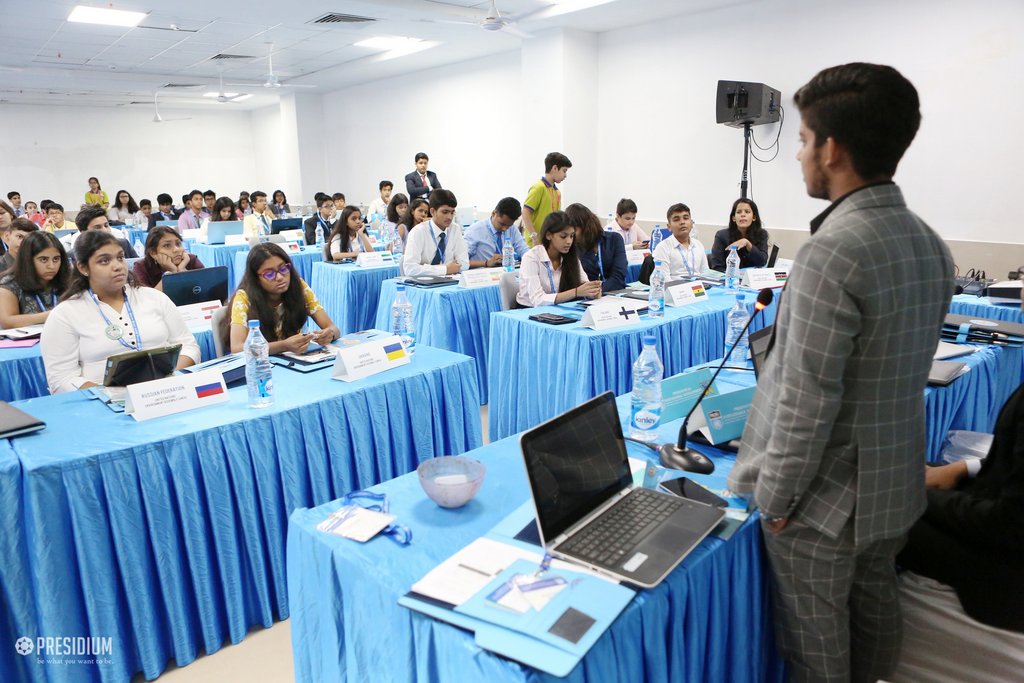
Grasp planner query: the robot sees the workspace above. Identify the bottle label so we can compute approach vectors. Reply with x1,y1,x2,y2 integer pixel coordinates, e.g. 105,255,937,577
631,406,661,430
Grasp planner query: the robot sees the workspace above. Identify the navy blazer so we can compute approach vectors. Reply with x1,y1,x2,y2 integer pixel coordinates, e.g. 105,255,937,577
303,215,336,246
404,170,441,200
578,231,628,292
709,227,769,270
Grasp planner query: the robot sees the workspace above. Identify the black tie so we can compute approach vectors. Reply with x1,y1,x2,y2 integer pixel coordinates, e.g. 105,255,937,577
432,232,446,265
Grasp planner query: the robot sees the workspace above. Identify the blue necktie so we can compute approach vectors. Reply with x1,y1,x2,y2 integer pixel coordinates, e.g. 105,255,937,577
432,232,447,265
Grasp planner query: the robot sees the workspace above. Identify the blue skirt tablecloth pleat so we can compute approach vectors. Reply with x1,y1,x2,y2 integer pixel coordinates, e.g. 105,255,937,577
311,261,401,335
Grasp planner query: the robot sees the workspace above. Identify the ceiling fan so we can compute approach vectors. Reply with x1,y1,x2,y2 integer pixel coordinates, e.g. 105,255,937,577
414,0,544,38
214,71,246,103
229,43,316,90
152,91,191,123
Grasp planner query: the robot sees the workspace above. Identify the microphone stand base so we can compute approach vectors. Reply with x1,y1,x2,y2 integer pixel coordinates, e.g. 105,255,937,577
658,442,715,475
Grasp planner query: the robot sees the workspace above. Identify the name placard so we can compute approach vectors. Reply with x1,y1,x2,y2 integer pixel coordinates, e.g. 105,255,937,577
580,299,646,330
280,229,304,243
124,369,229,422
687,385,756,445
331,333,410,382
626,250,648,265
665,281,708,307
177,300,221,327
282,241,303,253
460,268,502,288
741,268,788,290
356,251,386,267
225,234,247,246
661,368,716,423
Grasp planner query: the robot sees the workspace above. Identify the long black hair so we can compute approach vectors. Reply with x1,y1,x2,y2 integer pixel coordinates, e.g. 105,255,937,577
323,205,362,260
725,198,767,246
142,226,183,269
211,196,236,222
540,211,583,293
11,231,70,295
564,202,603,253
386,192,409,224
227,243,306,344
112,189,139,214
63,230,129,301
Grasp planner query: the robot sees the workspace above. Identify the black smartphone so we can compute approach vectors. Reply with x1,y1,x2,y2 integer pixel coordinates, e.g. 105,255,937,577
659,477,728,508
529,313,578,325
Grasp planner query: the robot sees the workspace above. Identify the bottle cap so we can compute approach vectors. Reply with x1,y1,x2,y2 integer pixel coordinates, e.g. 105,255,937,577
642,334,657,346
247,320,260,328
654,259,662,266
396,283,406,292
736,294,745,302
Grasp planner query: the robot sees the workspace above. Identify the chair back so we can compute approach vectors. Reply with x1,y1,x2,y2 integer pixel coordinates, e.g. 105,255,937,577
210,305,229,358
499,271,520,311
638,255,655,285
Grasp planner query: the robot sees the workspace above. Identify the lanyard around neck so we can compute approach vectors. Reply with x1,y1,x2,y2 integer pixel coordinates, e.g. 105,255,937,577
34,290,57,312
89,288,142,350
677,242,695,276
429,224,446,262
596,240,605,280
543,260,556,293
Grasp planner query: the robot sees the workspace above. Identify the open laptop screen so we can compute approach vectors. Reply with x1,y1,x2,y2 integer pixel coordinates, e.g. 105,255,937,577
749,325,773,378
520,392,632,543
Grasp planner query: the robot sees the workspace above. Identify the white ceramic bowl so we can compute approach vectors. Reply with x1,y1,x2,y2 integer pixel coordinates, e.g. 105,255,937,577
417,456,486,508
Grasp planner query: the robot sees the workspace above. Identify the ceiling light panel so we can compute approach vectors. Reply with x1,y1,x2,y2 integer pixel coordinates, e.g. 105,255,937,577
67,5,147,27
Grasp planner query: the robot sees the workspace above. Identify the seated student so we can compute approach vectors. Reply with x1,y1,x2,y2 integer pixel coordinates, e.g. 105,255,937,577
368,180,393,219
84,176,109,209
62,206,138,259
0,231,69,328
23,201,45,227
395,197,428,250
243,191,277,239
177,189,207,233
235,194,251,219
148,193,180,228
331,193,346,213
304,196,337,246
897,381,1024,633
270,190,290,217
225,243,339,354
402,189,469,277
106,189,138,224
6,191,23,217
384,192,409,233
653,202,709,278
203,190,216,217
1,217,38,271
132,227,205,290
41,202,72,233
605,198,649,251
566,202,627,292
709,198,769,271
324,206,373,261
517,211,603,307
199,196,237,239
464,197,527,269
40,231,200,393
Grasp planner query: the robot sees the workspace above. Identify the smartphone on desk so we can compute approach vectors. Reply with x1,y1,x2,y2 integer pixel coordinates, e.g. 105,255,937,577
529,312,579,325
659,477,728,508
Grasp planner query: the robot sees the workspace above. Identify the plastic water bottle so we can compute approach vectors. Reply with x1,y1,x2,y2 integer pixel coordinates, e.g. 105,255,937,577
133,238,145,257
649,224,664,252
314,224,325,247
244,320,274,408
502,236,515,271
391,284,416,355
630,334,664,442
648,259,666,318
725,245,741,290
724,294,750,362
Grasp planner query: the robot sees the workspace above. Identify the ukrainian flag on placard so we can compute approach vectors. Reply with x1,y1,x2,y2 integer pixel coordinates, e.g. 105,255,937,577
384,341,406,361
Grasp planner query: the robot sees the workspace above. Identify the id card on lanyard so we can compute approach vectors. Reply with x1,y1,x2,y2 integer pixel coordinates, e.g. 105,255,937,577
89,289,143,350
35,291,57,312
543,262,556,293
596,241,605,281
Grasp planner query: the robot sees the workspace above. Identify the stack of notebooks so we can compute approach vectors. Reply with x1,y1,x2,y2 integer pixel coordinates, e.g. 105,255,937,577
941,314,1023,348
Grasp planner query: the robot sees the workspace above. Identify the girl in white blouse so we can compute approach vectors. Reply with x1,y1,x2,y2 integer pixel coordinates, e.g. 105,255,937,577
40,230,200,393
324,206,373,261
106,189,139,223
651,202,708,278
516,211,603,308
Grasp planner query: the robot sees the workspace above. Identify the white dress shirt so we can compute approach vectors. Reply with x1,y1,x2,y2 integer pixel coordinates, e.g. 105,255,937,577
605,220,650,251
329,233,367,258
516,245,589,307
402,220,469,276
652,236,709,279
368,197,389,219
40,286,201,394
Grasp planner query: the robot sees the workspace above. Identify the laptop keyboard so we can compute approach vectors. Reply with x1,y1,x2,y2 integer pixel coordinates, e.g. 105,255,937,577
559,488,684,567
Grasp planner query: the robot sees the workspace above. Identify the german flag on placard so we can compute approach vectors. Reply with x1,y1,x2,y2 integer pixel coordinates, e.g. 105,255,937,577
195,382,224,399
383,341,406,361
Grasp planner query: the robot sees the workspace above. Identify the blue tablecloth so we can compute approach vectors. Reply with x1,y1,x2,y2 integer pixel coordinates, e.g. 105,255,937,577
487,288,777,441
310,261,401,335
0,441,36,683
374,279,502,404
0,327,218,403
231,246,325,290
190,243,249,287
286,391,785,683
125,228,148,246
626,261,643,283
1,346,481,683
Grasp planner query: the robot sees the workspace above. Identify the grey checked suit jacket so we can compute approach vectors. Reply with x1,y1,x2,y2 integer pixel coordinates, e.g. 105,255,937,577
728,184,954,546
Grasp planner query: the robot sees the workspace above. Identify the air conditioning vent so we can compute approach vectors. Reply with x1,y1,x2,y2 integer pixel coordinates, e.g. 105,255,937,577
210,53,255,61
161,83,204,89
308,12,376,24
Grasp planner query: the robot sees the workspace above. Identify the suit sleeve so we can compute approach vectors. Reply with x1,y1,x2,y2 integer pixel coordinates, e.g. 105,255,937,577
602,234,628,291
431,172,441,190
303,218,315,246
405,173,427,200
745,232,770,267
709,230,728,271
753,238,862,518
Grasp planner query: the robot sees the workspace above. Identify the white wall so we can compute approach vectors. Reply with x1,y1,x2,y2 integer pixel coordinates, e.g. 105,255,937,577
0,104,257,210
596,0,1024,246
320,51,525,214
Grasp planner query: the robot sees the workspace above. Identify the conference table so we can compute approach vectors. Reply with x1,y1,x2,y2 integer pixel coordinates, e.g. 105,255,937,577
0,326,218,403
948,293,1024,382
1,346,482,683
287,390,786,683
311,261,402,335
190,242,249,286
373,279,503,404
487,288,779,441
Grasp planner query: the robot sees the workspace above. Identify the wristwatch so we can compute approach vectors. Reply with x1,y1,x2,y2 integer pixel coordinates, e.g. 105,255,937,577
762,514,788,525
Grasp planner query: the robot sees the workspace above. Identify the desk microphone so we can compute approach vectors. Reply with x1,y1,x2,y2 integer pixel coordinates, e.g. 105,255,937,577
659,288,774,474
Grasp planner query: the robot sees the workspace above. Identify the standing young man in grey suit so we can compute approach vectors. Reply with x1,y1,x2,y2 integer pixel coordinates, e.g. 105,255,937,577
728,63,954,683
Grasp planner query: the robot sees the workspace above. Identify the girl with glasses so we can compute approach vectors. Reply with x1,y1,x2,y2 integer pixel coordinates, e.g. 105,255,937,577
225,243,338,354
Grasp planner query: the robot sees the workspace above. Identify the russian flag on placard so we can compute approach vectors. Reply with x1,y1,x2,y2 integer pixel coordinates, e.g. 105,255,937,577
195,382,225,399
383,341,406,361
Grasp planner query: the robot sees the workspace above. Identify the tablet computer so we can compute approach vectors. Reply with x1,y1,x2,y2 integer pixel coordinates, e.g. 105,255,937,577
103,344,182,387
